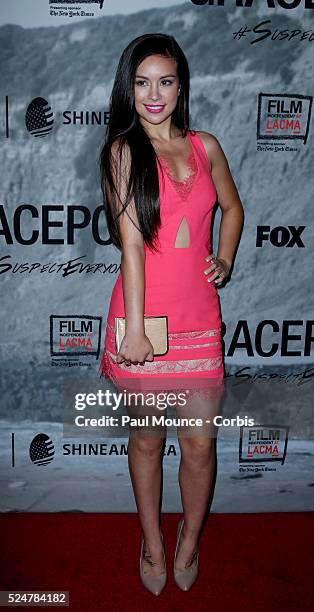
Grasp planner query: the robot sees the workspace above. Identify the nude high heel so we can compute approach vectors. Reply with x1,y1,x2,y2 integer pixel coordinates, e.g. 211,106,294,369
140,529,167,596
173,518,199,591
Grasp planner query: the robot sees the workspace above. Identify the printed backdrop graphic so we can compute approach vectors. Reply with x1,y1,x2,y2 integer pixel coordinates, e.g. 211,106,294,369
0,0,313,512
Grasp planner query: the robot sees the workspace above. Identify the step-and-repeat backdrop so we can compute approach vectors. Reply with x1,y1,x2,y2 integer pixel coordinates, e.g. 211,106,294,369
1,0,313,513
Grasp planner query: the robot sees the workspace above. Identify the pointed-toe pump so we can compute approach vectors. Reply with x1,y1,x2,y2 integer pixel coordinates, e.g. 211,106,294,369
173,518,199,591
140,530,167,596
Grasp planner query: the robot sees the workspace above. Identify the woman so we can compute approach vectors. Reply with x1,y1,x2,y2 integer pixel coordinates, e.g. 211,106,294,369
98,33,244,595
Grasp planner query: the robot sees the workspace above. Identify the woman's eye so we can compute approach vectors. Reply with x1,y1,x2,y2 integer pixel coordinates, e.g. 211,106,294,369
135,79,174,86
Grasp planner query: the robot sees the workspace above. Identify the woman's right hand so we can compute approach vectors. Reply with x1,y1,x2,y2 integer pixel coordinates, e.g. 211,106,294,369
116,332,154,366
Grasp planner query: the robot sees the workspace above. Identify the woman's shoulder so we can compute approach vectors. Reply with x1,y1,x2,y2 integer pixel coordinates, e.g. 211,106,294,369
193,130,221,153
193,130,226,168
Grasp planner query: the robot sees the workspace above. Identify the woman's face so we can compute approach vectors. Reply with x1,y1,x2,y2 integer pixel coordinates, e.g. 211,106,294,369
134,54,180,128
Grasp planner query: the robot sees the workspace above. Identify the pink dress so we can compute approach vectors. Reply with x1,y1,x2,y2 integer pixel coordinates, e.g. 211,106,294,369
99,130,225,394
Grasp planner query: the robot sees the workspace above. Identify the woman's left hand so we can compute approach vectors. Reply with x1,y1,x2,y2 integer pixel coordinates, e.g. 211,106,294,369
204,253,231,285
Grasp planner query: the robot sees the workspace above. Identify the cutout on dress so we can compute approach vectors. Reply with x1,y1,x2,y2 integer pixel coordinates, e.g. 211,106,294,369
174,216,190,248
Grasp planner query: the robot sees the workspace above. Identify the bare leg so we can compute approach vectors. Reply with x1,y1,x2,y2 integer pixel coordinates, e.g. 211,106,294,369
128,429,166,576
175,391,221,570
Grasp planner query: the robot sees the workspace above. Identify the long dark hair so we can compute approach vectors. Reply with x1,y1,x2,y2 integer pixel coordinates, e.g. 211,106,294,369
99,33,190,253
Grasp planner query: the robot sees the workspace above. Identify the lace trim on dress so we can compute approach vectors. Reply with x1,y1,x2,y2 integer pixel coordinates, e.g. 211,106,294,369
158,150,198,200
105,350,222,375
106,321,221,340
167,328,221,340
99,324,223,378
170,342,219,349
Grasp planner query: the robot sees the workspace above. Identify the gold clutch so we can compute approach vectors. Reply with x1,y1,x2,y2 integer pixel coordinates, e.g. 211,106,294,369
114,316,168,356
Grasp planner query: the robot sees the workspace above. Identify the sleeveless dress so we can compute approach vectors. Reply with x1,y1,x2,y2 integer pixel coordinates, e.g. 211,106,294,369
98,130,225,394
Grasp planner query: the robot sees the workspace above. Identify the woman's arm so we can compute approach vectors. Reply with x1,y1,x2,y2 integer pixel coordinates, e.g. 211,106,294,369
199,131,244,282
108,139,154,364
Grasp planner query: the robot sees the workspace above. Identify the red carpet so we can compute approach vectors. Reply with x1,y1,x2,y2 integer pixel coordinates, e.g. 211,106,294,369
2,513,314,611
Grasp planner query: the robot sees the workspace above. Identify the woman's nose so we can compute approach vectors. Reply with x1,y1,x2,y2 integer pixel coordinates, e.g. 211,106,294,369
149,86,160,100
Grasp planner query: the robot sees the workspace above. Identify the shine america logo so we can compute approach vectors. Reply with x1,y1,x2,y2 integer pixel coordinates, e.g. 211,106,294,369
25,98,54,138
